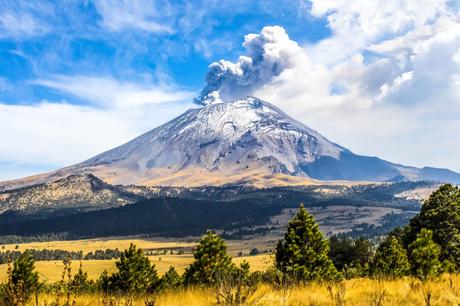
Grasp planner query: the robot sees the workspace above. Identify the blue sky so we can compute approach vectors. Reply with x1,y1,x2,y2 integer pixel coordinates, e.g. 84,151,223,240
0,0,329,105
1,0,460,180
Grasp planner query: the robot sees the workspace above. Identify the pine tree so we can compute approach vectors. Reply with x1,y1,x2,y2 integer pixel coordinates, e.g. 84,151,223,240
409,229,442,281
370,235,410,278
96,270,110,292
184,230,235,286
404,184,460,270
109,243,159,294
11,251,40,301
159,266,182,290
71,261,92,293
275,204,340,282
329,236,373,272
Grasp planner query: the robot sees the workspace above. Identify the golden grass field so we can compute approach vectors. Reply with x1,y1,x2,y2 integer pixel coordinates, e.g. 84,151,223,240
0,237,274,282
31,275,460,305
0,254,273,282
0,238,196,253
3,238,460,305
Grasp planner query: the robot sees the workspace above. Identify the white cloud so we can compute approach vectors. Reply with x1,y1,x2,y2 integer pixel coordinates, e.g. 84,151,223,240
33,75,194,109
378,71,414,101
195,1,460,172
0,75,195,179
93,0,173,33
0,2,50,39
269,1,460,172
306,0,450,65
0,99,193,172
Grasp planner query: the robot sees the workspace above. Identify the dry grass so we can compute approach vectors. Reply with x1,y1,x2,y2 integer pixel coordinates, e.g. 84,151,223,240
30,275,460,305
1,236,276,256
0,238,196,253
234,254,273,271
7,238,459,305
0,237,274,283
0,256,194,282
0,254,273,282
0,259,117,283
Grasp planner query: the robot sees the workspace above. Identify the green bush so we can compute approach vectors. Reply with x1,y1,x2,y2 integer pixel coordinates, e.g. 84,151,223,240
214,261,261,305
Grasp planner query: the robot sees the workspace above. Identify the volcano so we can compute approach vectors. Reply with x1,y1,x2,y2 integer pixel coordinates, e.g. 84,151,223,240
2,97,460,190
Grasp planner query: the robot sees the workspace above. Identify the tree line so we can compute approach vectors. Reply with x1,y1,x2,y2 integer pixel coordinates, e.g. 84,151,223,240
0,248,124,264
0,247,191,264
1,184,459,305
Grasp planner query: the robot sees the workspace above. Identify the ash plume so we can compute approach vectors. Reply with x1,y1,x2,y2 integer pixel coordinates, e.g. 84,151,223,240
195,25,303,105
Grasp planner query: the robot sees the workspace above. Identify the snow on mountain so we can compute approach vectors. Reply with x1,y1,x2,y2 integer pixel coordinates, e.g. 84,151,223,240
78,97,344,181
2,96,460,189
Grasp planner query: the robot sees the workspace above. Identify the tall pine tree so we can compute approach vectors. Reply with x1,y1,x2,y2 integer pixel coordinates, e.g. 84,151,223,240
109,243,159,294
159,266,182,290
370,235,410,278
404,184,460,270
275,204,339,282
184,230,235,286
9,251,40,303
409,229,442,281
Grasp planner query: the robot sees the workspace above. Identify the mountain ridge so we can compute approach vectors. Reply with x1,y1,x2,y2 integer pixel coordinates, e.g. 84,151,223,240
1,96,460,191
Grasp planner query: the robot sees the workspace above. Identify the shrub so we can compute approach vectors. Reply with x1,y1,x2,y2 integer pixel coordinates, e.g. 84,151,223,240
0,252,40,305
96,269,110,292
249,248,260,256
214,261,261,306
12,252,40,295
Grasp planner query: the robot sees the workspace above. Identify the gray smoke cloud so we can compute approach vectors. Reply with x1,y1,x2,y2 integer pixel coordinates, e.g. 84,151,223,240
195,25,304,105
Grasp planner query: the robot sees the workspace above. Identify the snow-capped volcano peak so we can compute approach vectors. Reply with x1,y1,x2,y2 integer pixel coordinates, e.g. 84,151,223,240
3,96,460,189
78,96,344,182
166,96,343,159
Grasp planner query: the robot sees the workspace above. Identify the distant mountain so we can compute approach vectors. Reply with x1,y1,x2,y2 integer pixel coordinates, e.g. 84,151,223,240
0,173,144,214
1,97,460,192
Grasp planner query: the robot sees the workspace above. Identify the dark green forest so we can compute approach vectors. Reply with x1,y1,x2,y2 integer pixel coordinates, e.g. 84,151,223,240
0,182,427,239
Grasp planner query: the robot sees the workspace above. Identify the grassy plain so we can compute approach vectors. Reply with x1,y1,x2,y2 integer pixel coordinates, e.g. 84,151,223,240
0,238,196,253
0,254,273,282
2,238,460,305
31,275,460,305
0,236,274,282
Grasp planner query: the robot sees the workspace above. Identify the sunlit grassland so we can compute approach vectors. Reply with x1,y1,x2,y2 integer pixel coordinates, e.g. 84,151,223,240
31,275,460,306
0,237,274,282
0,254,274,282
0,238,196,253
